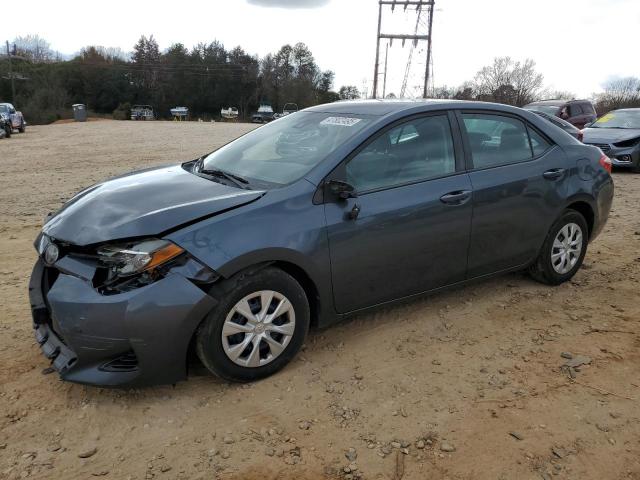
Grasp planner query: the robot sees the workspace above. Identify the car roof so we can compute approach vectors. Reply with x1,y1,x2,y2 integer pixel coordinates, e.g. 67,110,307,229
306,99,527,116
526,99,592,107
613,108,640,112
530,110,577,129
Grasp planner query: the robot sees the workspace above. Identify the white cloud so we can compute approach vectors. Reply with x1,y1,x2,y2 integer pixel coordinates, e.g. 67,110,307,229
246,0,330,8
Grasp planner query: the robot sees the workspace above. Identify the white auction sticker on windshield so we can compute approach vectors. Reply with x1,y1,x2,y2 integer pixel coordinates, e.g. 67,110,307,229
320,116,362,127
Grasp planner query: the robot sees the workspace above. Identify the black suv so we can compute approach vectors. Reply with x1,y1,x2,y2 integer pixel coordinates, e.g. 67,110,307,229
523,99,597,129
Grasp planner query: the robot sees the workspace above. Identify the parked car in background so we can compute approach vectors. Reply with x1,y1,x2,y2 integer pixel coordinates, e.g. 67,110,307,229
582,108,640,172
130,105,154,121
221,107,239,121
0,103,26,133
252,104,275,123
29,100,614,387
274,103,299,119
526,109,583,141
523,99,596,129
0,109,12,138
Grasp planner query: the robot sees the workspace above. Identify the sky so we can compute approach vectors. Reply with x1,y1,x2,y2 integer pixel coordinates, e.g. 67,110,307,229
5,0,640,98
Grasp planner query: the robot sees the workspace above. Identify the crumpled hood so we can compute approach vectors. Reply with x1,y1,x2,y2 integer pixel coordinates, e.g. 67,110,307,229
43,164,264,246
582,127,640,145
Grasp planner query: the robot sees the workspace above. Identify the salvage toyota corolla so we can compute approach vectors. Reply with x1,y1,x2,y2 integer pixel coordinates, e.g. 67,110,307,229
29,100,614,387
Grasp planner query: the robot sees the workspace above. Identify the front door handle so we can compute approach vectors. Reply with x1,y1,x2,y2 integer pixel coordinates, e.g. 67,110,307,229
543,168,566,180
440,190,471,205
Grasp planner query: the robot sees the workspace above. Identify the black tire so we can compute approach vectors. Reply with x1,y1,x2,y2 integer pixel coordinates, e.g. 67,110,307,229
4,125,11,138
18,121,25,133
196,266,310,382
529,210,589,285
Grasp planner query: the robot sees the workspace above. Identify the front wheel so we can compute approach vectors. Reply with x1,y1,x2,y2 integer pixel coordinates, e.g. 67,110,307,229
4,125,11,138
529,210,588,285
196,267,310,382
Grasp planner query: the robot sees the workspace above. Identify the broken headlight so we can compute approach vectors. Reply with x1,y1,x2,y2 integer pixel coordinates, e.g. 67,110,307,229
97,239,184,278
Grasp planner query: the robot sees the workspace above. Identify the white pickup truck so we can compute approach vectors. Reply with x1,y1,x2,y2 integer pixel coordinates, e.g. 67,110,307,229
0,103,26,135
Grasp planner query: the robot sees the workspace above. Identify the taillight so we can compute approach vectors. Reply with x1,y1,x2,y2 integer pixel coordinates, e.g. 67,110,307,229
599,153,612,173
577,130,584,142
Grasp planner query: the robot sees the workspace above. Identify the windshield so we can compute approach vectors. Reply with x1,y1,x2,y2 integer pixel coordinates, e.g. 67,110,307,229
525,105,560,116
591,110,640,129
201,111,372,186
0,105,8,114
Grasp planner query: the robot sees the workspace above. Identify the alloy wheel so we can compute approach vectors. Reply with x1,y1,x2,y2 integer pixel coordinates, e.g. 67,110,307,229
551,222,583,274
221,290,296,368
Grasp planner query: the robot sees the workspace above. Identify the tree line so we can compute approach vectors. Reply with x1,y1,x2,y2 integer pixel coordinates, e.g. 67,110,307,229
0,35,351,124
343,56,640,116
398,56,640,115
2,35,639,124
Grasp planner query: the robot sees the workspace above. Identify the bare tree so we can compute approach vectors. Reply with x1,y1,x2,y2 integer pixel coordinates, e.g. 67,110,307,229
510,58,544,106
12,35,54,62
431,85,456,99
539,89,576,100
594,76,640,114
473,57,544,106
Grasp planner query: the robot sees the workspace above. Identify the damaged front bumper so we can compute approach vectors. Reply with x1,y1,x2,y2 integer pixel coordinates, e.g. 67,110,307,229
28,253,217,387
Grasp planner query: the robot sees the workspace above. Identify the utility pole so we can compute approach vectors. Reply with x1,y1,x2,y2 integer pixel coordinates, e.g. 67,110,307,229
6,41,16,102
372,1,383,99
372,0,435,99
382,42,389,99
424,0,435,98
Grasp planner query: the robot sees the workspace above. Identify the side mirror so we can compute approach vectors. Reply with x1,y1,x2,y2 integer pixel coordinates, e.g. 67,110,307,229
327,179,357,200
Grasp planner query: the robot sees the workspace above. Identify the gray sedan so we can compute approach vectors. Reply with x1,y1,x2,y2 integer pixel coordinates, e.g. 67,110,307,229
526,109,583,142
29,100,614,387
582,108,640,172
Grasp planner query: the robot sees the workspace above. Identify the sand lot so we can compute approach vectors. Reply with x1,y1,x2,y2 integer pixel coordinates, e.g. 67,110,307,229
1,121,639,480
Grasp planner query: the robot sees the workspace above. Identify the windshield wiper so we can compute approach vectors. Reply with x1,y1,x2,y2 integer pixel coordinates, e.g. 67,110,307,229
199,167,251,189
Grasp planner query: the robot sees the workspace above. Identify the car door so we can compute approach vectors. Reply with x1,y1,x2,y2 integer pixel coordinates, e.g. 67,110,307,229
581,102,597,125
324,112,473,313
568,103,586,128
457,110,567,278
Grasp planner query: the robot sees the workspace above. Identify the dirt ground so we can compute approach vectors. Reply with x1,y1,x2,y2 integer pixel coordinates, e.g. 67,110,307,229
1,121,639,480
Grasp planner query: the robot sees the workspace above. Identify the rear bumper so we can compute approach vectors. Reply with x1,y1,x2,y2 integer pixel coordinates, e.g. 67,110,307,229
29,257,216,387
591,176,614,241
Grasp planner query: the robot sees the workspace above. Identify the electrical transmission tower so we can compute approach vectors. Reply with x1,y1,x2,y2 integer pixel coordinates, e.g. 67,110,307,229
372,0,435,99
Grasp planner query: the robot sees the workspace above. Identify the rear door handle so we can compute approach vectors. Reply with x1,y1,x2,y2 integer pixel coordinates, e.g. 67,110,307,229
543,168,566,180
440,190,471,205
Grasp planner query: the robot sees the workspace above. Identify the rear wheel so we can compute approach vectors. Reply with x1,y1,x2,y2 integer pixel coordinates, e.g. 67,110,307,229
18,121,25,133
196,267,310,382
529,210,588,285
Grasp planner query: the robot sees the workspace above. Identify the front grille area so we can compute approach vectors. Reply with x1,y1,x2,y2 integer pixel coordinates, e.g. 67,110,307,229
586,142,611,153
100,351,139,372
42,266,59,299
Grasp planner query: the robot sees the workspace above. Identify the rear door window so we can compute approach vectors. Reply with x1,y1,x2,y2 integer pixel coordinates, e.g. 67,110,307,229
528,128,552,156
461,113,551,169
